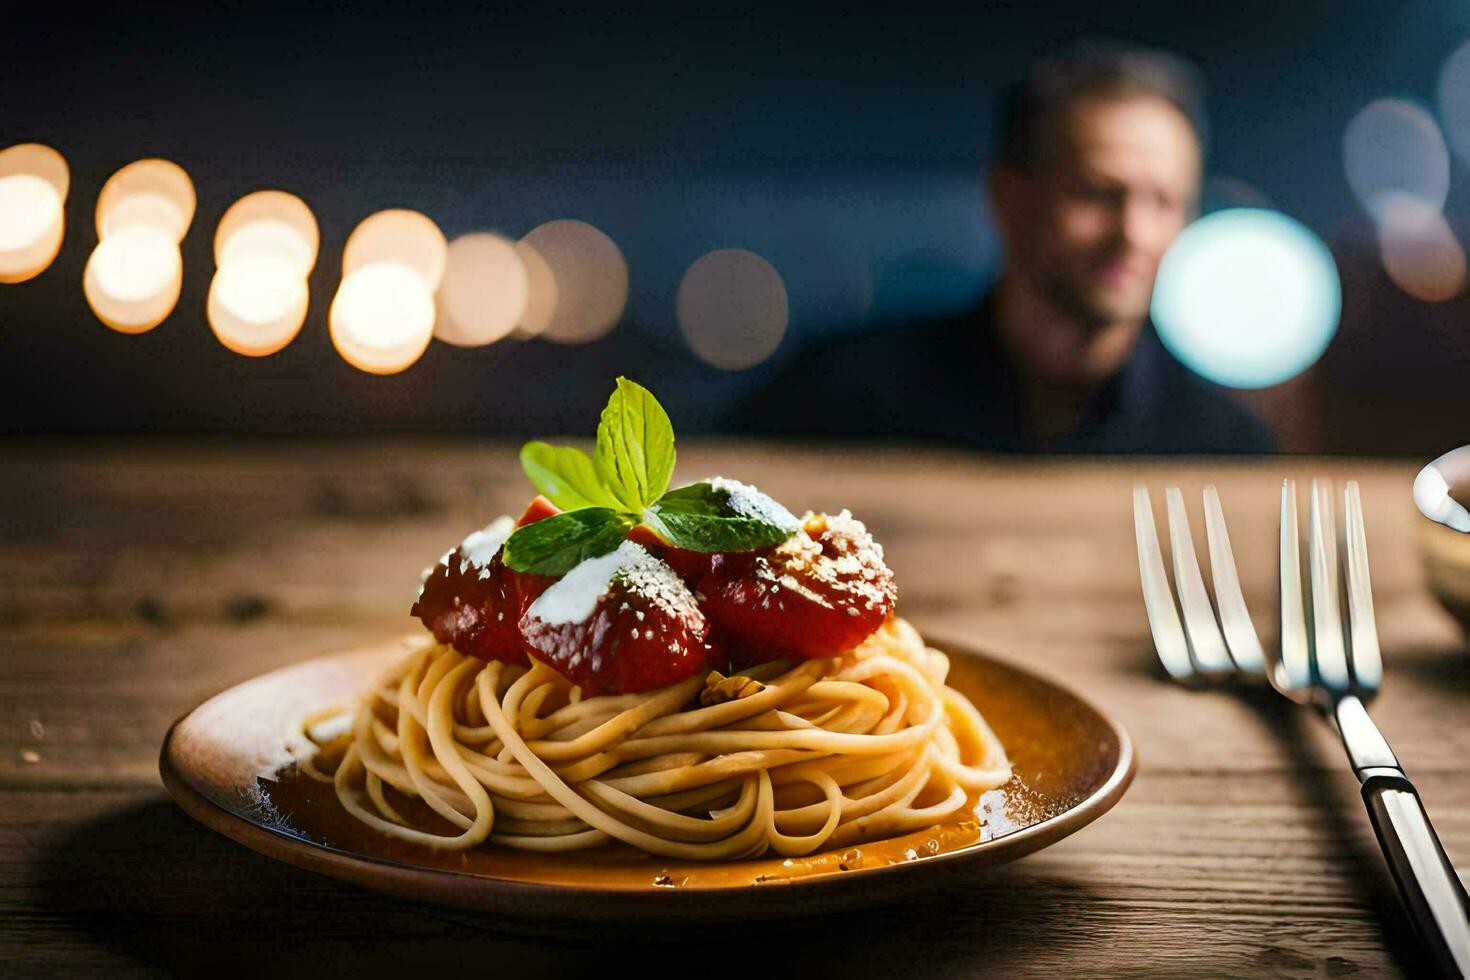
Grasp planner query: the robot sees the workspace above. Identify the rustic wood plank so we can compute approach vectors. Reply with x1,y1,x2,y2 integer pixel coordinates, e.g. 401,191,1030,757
0,445,1441,623
0,620,405,788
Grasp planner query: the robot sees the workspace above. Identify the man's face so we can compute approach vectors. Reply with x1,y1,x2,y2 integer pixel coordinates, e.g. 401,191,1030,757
998,95,1200,328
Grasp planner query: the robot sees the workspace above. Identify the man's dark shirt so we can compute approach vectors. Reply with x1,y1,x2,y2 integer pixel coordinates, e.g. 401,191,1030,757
734,293,1275,454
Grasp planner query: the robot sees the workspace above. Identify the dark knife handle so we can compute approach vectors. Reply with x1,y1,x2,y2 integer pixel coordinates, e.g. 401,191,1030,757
1361,772,1470,978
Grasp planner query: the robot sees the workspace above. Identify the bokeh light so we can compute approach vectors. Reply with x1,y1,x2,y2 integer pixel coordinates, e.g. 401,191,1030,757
1343,98,1449,220
95,158,195,240
83,224,184,333
208,191,319,356
329,262,435,375
1375,192,1467,303
1437,39,1470,164
1151,208,1341,389
0,142,69,197
330,210,447,374
513,240,558,339
0,143,69,284
342,208,447,291
85,159,194,333
519,219,628,344
214,190,318,274
208,255,311,356
676,248,789,370
433,232,529,347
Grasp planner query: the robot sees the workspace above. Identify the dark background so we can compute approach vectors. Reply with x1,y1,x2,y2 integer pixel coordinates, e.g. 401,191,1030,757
2,3,1468,450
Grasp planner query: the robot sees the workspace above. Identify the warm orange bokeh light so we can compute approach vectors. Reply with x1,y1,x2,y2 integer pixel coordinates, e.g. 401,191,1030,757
329,261,436,375
434,232,529,347
85,159,194,333
83,224,184,333
330,210,447,374
208,257,311,356
0,143,69,284
208,190,319,356
95,158,196,240
214,190,319,275
342,209,447,291
676,248,789,370
519,219,628,344
513,240,558,339
1378,194,1468,302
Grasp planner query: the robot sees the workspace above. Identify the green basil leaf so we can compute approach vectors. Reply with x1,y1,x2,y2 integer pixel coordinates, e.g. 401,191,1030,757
501,508,636,575
519,441,624,511
643,481,796,553
594,377,676,512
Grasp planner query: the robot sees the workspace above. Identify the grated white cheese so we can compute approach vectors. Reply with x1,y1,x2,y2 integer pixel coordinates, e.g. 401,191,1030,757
528,540,650,626
528,540,695,627
706,476,800,532
458,515,515,579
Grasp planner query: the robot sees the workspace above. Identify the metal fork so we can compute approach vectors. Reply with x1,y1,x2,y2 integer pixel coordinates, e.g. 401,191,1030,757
1133,479,1470,977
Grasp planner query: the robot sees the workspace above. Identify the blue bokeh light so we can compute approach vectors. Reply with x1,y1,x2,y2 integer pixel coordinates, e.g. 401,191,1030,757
1151,208,1341,390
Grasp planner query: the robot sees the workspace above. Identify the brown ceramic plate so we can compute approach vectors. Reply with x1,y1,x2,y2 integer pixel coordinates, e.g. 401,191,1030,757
160,633,1134,922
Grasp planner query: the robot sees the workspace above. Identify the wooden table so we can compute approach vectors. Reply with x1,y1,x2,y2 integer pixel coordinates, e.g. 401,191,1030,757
2,439,1465,977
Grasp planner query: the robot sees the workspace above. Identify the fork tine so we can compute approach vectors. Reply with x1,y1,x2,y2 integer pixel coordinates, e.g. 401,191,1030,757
1165,487,1232,672
1343,480,1384,691
1309,479,1350,692
1279,480,1313,691
1132,486,1194,679
1202,486,1265,672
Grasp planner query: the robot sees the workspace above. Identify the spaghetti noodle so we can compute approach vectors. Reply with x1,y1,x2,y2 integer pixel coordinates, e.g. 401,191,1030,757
304,616,1010,860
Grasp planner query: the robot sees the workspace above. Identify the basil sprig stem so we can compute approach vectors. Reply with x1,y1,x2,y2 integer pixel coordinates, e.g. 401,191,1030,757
502,377,797,575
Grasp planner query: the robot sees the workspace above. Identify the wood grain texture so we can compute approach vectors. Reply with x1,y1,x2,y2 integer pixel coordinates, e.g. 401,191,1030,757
1,438,1466,977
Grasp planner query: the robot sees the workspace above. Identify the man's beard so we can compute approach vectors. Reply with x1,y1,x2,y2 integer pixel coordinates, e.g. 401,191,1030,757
1037,267,1149,331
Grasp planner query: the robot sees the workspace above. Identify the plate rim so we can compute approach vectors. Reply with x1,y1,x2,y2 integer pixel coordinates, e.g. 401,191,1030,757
159,632,1136,910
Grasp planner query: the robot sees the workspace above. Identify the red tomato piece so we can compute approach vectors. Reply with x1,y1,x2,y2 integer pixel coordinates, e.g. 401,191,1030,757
411,499,558,664
517,495,561,527
700,510,896,662
518,542,718,695
625,524,714,586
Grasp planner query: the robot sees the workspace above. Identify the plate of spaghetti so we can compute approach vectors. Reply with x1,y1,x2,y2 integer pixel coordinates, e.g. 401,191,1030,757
161,378,1134,921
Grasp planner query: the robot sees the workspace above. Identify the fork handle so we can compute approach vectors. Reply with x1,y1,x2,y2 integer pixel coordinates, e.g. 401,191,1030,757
1335,697,1470,977
1360,774,1470,977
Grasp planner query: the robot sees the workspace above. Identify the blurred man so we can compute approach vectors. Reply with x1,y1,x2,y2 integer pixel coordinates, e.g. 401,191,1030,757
737,40,1273,453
